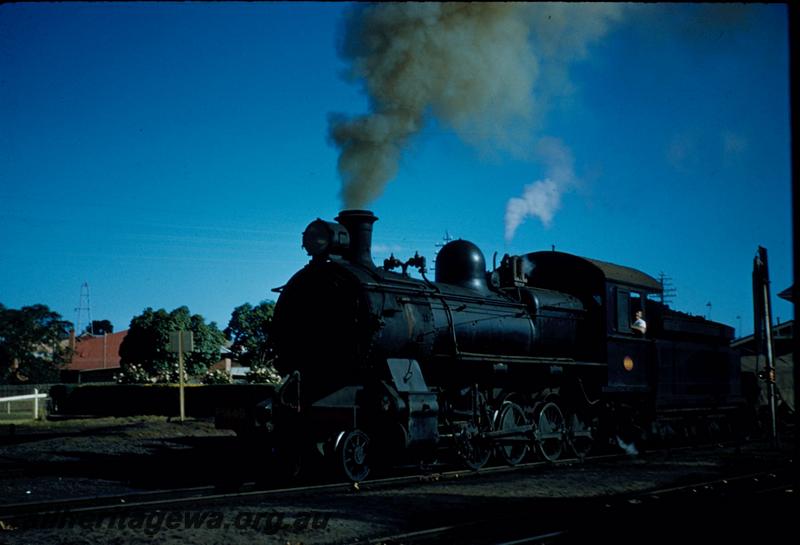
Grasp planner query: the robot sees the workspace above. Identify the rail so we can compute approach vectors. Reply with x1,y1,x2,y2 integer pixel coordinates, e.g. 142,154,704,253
0,389,47,420
0,440,782,526
0,450,623,521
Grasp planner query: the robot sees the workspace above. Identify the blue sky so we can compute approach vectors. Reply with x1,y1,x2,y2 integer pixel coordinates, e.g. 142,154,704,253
0,3,792,337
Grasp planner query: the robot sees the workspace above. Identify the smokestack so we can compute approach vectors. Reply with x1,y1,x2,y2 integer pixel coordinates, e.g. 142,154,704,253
335,209,378,268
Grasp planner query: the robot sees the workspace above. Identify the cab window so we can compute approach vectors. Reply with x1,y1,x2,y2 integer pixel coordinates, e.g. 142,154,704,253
616,288,630,332
615,289,644,334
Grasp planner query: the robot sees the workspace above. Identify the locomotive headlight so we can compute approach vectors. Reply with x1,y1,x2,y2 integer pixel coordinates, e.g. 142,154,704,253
302,219,350,258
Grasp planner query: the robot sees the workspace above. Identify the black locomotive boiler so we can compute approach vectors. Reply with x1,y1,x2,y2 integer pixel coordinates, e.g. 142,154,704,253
219,210,746,481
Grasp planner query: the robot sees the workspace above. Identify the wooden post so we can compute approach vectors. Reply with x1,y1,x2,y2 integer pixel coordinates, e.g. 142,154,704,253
178,334,185,422
169,330,193,423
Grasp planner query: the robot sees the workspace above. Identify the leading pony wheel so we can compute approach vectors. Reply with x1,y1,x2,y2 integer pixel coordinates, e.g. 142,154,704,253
336,429,371,482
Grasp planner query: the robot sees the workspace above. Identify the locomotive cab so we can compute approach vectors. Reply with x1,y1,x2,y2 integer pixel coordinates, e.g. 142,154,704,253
520,251,662,390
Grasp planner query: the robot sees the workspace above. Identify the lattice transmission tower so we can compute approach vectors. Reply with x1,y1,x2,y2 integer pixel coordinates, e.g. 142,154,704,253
75,281,93,335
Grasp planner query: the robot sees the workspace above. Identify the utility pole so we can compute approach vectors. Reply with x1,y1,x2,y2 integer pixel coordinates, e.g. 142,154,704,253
752,246,778,447
434,231,454,254
433,231,454,272
657,272,676,307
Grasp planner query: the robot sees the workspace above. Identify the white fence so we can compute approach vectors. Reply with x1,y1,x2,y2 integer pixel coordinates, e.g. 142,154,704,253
0,387,48,420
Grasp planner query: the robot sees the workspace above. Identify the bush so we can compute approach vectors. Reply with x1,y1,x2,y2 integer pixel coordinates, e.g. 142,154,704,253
202,368,232,385
245,363,282,384
116,362,191,384
115,363,152,384
151,361,189,384
48,383,277,417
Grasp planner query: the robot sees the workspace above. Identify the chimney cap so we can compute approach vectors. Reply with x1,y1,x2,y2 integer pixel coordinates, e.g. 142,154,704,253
334,209,378,268
335,209,378,223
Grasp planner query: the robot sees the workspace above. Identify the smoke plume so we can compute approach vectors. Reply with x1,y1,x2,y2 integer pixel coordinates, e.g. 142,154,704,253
329,3,624,210
330,3,536,208
504,137,576,241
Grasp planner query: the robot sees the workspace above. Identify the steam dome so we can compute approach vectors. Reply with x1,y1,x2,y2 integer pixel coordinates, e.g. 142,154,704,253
435,239,488,291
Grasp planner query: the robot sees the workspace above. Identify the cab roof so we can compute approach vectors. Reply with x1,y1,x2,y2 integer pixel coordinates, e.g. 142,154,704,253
526,251,663,294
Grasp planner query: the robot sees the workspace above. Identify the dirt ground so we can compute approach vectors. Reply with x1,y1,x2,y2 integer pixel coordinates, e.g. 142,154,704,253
0,417,796,545
0,416,237,504
1,416,234,463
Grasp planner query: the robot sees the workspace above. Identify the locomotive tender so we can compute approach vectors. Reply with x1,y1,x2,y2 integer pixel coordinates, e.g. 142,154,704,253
219,210,745,481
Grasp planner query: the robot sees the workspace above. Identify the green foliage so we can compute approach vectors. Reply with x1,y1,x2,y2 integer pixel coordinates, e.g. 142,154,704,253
119,306,226,382
85,319,113,335
202,368,233,385
151,361,189,384
224,301,275,368
114,363,152,384
0,303,73,384
244,363,282,384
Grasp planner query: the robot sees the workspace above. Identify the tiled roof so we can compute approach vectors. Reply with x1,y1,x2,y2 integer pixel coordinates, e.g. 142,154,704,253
68,330,127,370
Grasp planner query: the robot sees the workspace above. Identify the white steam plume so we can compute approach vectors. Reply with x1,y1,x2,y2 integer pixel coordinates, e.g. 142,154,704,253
505,180,561,239
329,3,625,209
504,137,576,242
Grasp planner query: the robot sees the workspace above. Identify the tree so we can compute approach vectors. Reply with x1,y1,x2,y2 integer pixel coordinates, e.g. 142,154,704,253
84,320,113,336
224,301,275,368
0,303,73,384
119,306,226,382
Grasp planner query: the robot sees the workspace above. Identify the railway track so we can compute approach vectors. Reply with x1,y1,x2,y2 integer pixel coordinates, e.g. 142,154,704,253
364,467,797,545
1,444,794,545
0,439,774,523
0,450,620,521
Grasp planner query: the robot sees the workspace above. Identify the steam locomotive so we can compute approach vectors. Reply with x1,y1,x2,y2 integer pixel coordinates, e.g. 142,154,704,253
218,210,746,481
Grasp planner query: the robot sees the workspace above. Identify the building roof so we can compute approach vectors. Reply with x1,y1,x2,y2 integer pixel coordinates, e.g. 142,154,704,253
731,319,793,357
68,330,127,370
778,284,793,302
